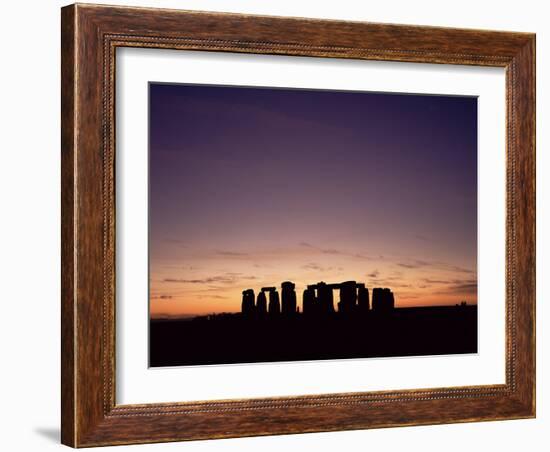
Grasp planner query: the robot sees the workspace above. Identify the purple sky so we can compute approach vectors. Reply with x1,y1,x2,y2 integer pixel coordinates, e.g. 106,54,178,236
149,83,477,317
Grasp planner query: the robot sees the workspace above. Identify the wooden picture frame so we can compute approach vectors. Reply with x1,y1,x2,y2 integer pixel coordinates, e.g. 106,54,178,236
61,3,535,447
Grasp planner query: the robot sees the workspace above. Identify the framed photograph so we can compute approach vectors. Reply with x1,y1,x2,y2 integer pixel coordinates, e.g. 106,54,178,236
61,3,535,447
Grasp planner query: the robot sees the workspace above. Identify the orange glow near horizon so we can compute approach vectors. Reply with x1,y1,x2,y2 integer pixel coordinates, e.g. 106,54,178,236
148,84,478,319
149,243,477,318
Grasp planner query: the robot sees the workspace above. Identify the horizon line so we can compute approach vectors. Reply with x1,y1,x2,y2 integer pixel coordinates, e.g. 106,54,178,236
151,302,478,321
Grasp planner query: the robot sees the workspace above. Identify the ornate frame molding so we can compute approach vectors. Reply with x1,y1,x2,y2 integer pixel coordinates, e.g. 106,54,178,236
62,4,535,447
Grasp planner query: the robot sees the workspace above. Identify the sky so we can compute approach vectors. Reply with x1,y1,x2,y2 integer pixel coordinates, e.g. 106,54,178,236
149,83,477,318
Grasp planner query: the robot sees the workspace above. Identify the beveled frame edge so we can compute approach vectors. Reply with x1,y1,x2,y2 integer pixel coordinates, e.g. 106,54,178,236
61,3,535,447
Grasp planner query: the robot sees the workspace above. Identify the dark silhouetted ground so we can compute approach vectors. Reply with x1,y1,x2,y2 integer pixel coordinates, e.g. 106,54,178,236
149,305,477,367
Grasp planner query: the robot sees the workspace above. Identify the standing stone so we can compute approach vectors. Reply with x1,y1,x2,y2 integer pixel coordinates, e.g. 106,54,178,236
256,291,267,317
388,289,395,309
302,288,316,315
281,281,297,316
382,288,392,311
267,290,280,316
241,289,255,317
317,282,335,314
372,288,395,312
357,283,370,312
372,288,384,311
338,281,357,314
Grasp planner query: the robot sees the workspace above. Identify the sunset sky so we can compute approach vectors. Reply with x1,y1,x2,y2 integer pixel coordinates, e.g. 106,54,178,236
149,83,477,318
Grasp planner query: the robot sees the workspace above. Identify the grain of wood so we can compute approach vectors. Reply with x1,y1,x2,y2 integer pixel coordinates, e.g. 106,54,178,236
61,3,535,447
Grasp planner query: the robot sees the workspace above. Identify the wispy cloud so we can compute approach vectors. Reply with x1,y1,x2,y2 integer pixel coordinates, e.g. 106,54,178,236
437,263,475,274
447,281,478,292
216,250,249,257
397,260,430,269
164,273,256,285
302,262,334,272
433,279,478,295
423,278,451,284
197,294,228,300
298,242,370,260
396,259,474,274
